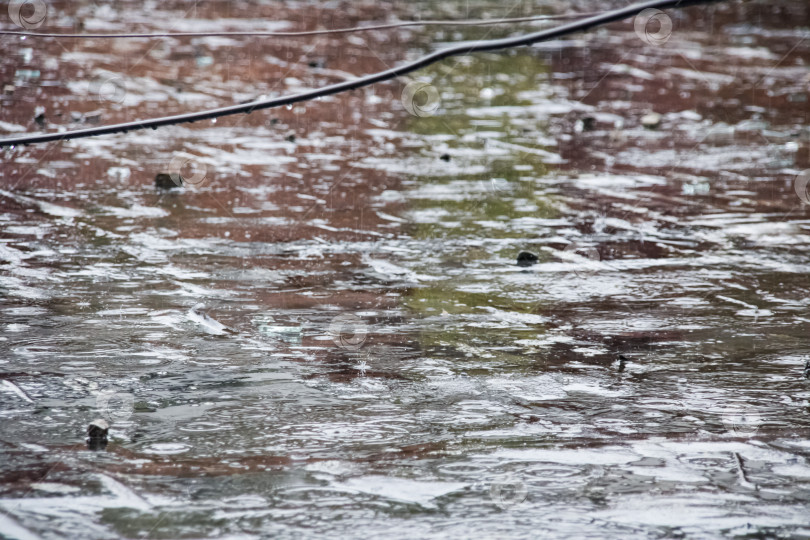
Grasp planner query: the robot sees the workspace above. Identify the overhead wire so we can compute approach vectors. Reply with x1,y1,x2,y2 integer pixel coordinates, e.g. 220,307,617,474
0,12,601,39
0,0,723,148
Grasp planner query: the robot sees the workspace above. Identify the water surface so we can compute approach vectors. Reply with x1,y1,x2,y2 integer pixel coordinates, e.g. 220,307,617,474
1,1,810,538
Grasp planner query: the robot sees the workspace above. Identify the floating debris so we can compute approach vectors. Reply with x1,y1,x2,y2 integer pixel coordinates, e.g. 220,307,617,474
86,418,109,451
516,251,538,267
33,106,46,128
439,153,451,162
188,304,236,335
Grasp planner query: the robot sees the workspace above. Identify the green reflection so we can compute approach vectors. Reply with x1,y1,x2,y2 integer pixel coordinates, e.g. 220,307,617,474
404,52,559,242
402,50,559,353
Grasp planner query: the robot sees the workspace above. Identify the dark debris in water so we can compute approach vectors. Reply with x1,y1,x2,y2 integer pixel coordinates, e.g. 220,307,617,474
154,172,181,189
86,419,109,451
516,251,539,267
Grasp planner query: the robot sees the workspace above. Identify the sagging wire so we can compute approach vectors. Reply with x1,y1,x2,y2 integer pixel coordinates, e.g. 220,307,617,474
0,12,601,39
0,0,723,148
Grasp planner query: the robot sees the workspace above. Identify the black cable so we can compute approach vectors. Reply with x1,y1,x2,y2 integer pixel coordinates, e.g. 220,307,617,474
0,12,599,39
0,0,722,148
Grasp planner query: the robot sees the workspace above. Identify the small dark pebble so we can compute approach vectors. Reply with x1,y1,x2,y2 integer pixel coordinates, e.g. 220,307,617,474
516,251,539,267
87,418,109,451
439,153,451,162
155,173,182,189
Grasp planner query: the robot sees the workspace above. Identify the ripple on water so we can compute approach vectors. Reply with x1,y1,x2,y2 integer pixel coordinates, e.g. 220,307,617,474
9,337,65,362
437,462,490,477
58,361,98,372
178,421,231,433
486,375,567,401
1,1,809,537
521,463,584,481
142,442,192,454
280,420,413,446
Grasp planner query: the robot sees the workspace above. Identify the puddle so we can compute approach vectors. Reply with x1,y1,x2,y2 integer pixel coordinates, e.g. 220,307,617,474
1,0,810,538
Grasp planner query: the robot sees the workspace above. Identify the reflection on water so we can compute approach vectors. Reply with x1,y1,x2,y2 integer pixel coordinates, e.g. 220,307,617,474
1,0,810,538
